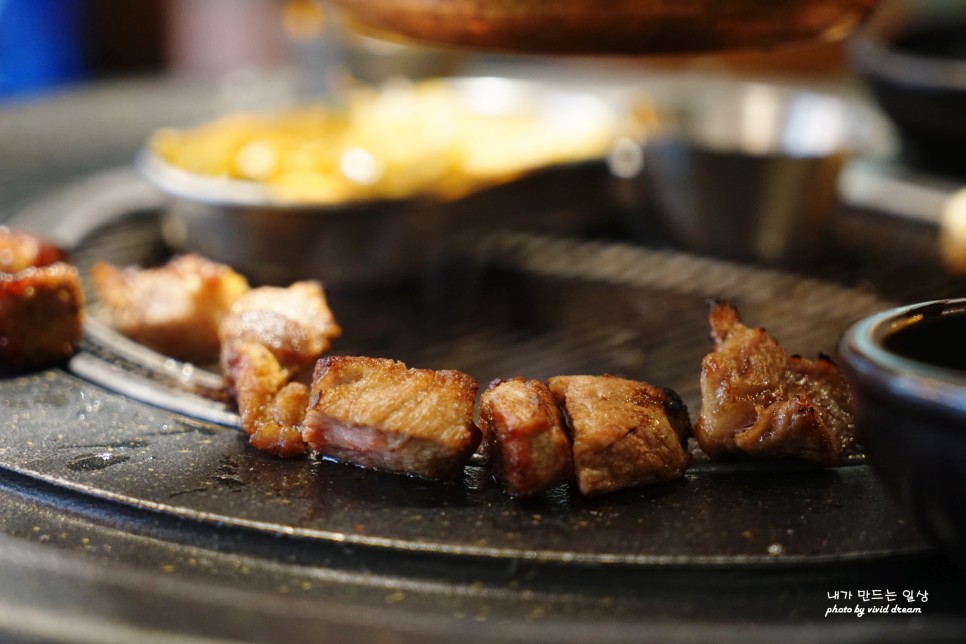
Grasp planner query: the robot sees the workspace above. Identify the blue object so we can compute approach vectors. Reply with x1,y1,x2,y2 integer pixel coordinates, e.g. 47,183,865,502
0,0,86,98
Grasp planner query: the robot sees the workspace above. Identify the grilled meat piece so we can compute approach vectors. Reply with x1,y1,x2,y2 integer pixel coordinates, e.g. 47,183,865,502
221,281,342,458
303,356,481,480
694,301,855,465
478,377,573,496
91,254,249,363
0,226,67,273
227,342,309,457
219,281,341,379
0,263,84,369
547,375,690,497
0,228,82,369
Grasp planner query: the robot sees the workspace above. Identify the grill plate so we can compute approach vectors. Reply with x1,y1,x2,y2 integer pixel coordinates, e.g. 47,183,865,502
0,170,932,566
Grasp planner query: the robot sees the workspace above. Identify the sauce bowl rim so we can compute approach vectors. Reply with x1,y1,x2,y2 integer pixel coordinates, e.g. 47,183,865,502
840,298,966,415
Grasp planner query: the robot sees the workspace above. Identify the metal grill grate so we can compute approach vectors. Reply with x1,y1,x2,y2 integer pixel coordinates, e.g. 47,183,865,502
71,212,893,413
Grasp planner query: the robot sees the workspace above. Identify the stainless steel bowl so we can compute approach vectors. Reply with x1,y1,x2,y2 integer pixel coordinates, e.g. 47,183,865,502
137,77,620,287
839,299,966,570
639,80,873,264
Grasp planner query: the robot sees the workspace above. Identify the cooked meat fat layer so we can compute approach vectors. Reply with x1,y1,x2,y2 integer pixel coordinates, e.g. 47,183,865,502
0,227,67,273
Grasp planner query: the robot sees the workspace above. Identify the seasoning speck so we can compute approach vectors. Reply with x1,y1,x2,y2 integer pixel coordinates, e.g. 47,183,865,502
385,591,406,604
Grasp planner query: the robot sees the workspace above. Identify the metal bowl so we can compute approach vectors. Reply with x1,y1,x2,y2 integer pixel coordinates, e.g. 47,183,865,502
137,77,620,287
838,299,966,570
638,80,873,264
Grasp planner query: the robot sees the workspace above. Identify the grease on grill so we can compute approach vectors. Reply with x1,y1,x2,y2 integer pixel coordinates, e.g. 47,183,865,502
67,452,131,472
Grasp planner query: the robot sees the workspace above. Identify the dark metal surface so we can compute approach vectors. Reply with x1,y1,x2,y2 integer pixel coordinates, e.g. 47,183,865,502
3,467,966,644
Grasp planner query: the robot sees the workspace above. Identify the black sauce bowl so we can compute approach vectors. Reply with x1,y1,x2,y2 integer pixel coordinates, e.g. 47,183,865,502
839,299,966,569
848,0,966,177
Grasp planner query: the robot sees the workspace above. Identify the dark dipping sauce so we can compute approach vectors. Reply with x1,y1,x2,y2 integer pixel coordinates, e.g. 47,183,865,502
893,22,966,60
883,309,966,374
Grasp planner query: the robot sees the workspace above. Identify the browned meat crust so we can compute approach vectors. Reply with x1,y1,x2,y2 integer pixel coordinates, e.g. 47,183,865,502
219,281,341,378
221,281,342,458
694,301,855,465
478,377,573,496
226,342,309,457
547,375,691,497
303,356,481,480
91,254,249,363
0,263,84,369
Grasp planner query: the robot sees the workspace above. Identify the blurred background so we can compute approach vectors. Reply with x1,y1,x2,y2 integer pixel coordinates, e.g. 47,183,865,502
0,0,867,217
0,0,853,100
9,0,966,278
1,0,964,282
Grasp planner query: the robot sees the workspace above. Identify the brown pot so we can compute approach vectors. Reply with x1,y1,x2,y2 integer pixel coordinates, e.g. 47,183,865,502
330,0,881,55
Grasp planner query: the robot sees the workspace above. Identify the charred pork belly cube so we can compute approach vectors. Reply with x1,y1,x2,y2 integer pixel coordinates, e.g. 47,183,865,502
547,375,690,497
303,356,481,480
694,301,855,465
220,281,342,458
0,263,84,369
91,254,249,363
478,377,572,496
